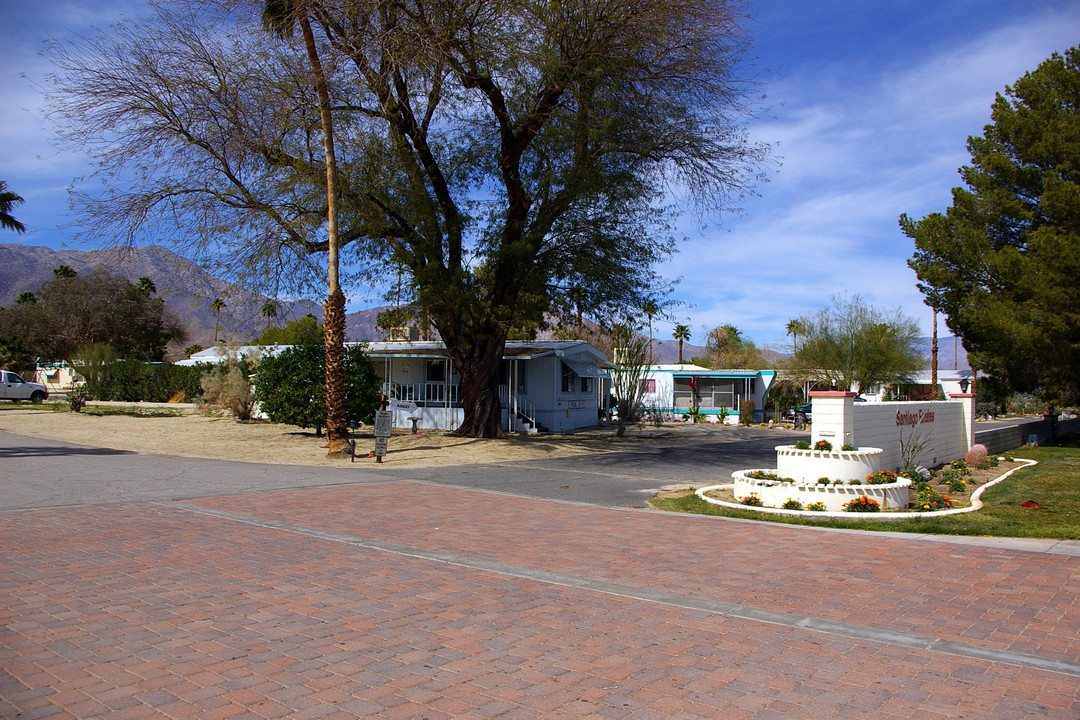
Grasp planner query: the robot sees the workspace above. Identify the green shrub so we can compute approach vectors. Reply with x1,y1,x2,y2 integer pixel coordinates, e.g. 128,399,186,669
948,478,967,493
816,477,831,485
255,341,382,434
813,439,833,451
805,501,827,511
739,493,763,507
793,440,811,450
781,498,804,510
866,470,898,485
841,443,856,451
87,360,206,402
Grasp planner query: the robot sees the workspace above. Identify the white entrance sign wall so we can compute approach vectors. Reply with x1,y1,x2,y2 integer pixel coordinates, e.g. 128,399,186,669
811,392,975,471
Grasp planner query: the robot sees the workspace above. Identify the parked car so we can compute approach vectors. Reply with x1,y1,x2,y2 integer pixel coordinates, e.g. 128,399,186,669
785,396,867,423
0,370,49,403
785,402,813,422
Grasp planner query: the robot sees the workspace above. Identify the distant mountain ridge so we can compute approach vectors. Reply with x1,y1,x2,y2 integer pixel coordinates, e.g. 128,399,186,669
0,243,373,350
1,244,967,367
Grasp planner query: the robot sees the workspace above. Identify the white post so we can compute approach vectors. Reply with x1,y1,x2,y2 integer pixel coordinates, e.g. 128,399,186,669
810,391,856,448
949,392,976,455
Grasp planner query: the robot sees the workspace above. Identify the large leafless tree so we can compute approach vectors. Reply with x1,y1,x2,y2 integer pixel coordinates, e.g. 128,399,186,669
48,0,766,437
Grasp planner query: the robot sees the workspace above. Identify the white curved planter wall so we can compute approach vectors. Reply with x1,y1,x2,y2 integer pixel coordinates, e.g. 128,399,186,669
732,469,912,512
775,445,883,483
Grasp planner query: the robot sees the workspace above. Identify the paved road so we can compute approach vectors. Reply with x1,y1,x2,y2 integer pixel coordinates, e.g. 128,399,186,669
375,426,810,506
0,426,807,510
3,427,1080,718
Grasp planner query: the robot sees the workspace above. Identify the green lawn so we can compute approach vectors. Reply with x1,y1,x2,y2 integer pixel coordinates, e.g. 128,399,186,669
651,434,1080,540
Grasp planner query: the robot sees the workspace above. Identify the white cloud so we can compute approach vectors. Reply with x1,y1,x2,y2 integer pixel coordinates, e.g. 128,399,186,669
664,4,1079,347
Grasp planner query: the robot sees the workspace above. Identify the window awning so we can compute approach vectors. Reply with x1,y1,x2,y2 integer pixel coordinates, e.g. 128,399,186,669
563,359,610,379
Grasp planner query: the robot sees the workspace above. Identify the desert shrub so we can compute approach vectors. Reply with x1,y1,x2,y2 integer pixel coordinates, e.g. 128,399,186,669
844,496,880,512
739,398,755,426
201,365,257,421
68,387,88,412
781,498,804,510
965,444,989,466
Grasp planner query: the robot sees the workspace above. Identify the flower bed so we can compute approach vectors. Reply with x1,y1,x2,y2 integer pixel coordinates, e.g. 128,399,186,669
731,467,912,512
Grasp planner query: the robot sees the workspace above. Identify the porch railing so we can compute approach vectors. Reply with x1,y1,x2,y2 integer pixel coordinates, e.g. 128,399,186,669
383,381,461,406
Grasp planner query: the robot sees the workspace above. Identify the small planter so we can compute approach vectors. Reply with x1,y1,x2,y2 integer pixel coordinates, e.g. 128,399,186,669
775,445,884,483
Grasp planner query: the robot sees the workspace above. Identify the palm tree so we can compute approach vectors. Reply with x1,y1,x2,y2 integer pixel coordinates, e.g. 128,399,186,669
15,291,36,305
136,276,156,295
53,265,77,279
641,300,659,364
210,296,226,342
672,323,691,364
260,300,279,331
786,319,805,355
264,0,349,457
0,181,26,234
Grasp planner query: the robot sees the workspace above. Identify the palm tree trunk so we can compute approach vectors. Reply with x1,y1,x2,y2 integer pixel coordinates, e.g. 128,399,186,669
299,13,349,458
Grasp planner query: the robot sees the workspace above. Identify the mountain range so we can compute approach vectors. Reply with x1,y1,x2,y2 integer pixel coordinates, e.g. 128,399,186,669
0,243,963,368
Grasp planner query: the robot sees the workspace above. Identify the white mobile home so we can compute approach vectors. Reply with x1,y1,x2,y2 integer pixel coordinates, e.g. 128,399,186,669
367,340,611,433
180,340,612,433
639,364,777,423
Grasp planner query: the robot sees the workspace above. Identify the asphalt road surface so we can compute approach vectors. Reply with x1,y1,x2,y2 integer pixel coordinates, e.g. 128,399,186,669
0,426,807,510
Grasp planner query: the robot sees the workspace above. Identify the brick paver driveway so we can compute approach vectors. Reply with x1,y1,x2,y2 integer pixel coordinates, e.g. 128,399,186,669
3,441,1080,717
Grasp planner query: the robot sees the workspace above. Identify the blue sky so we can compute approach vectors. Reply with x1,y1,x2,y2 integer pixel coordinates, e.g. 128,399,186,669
2,0,1078,349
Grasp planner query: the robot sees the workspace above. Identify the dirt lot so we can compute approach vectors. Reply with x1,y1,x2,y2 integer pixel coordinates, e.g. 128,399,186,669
0,404,725,469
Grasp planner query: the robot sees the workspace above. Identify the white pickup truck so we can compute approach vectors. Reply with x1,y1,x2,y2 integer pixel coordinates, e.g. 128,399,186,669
0,370,49,402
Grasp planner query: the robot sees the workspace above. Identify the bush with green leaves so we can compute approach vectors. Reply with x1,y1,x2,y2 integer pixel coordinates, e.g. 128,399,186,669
793,440,811,450
255,341,381,435
781,498,803,510
91,360,206,402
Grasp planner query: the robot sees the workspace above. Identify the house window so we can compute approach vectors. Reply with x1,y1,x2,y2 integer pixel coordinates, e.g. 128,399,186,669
561,362,575,393
639,379,656,394
427,360,446,382
580,376,593,393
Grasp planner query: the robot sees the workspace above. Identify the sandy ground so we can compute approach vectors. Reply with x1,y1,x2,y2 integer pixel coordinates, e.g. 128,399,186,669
0,403,719,469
